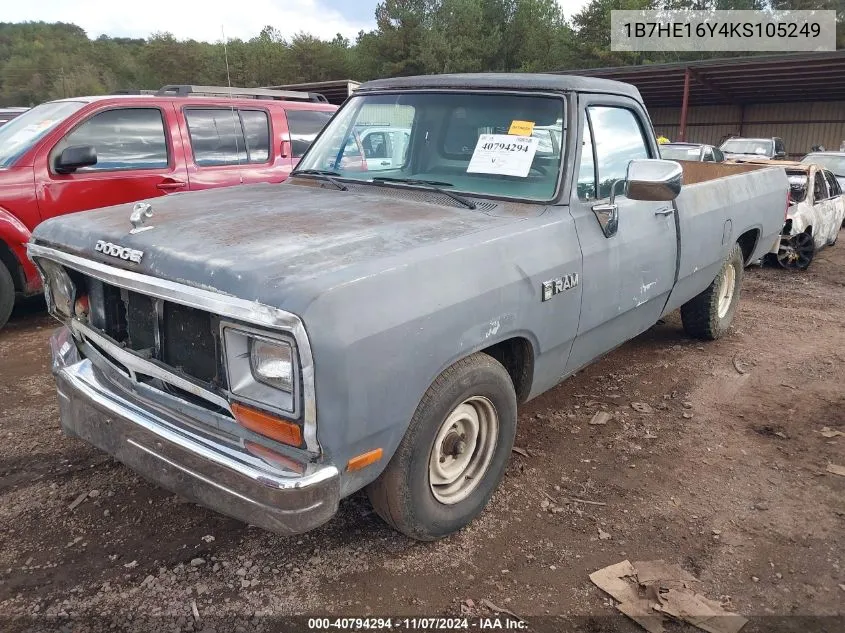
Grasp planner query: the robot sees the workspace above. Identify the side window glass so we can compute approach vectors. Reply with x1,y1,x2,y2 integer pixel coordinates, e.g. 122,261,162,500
703,148,714,162
186,109,248,167
824,171,840,196
285,109,334,158
56,108,168,172
813,171,829,201
713,148,725,162
588,106,650,199
576,117,596,201
240,110,270,163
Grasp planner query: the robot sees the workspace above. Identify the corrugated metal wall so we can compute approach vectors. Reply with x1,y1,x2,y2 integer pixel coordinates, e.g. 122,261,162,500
651,101,845,158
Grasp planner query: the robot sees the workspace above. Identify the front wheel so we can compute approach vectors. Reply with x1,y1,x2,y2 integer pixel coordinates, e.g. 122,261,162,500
367,353,517,541
680,243,744,340
0,262,15,330
776,232,815,270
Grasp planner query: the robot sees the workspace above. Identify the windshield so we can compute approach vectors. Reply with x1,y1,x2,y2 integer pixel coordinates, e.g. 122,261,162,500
719,139,773,156
295,92,565,201
0,101,86,168
660,145,701,161
800,154,845,177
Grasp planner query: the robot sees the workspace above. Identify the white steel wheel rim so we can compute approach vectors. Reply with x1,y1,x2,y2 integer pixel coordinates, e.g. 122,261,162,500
428,396,499,505
717,262,736,319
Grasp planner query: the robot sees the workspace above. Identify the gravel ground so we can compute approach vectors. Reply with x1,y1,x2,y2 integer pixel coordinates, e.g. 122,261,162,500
1,237,843,633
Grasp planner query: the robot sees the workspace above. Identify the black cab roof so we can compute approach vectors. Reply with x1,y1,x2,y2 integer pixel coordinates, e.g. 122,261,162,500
358,73,642,101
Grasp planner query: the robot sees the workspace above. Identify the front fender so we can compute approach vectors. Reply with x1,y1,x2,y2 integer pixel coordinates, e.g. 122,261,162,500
0,207,39,294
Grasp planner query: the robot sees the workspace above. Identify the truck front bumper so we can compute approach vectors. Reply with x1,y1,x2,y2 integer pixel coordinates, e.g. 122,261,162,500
51,327,340,535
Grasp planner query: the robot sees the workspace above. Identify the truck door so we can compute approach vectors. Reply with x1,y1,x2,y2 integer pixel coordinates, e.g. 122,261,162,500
36,104,189,220
565,99,678,373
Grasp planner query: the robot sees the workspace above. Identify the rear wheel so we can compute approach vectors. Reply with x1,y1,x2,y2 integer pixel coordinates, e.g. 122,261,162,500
776,232,815,270
0,263,15,330
367,353,517,541
680,243,744,340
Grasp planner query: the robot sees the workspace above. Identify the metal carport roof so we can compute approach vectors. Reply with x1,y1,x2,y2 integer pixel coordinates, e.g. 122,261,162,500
561,51,845,107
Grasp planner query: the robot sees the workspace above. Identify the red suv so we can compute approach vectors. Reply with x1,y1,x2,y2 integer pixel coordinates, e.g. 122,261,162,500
0,85,337,329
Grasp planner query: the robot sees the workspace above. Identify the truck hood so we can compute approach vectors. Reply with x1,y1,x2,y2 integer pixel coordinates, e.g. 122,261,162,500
31,181,536,311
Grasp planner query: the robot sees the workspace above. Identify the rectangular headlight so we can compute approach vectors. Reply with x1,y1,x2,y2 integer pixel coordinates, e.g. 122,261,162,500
250,338,293,392
38,259,75,319
222,325,299,417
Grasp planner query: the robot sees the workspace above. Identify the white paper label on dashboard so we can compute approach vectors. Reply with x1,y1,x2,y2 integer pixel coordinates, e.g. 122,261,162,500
466,134,539,178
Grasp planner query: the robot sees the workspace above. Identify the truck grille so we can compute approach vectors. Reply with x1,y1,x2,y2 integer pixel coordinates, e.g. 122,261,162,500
85,276,226,388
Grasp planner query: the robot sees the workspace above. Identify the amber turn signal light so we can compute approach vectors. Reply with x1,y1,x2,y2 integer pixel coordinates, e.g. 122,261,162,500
346,448,383,472
231,402,302,448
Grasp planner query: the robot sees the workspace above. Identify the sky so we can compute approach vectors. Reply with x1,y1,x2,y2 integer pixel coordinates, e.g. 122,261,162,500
4,0,592,42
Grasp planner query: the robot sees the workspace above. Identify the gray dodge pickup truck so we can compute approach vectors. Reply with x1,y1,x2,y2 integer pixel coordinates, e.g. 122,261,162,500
29,74,788,541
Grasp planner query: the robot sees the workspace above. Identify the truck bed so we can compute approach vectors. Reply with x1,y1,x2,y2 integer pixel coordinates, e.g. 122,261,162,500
663,161,787,314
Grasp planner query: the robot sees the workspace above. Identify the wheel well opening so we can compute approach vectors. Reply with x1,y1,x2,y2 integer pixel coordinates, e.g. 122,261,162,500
481,337,533,403
736,229,759,264
0,241,23,293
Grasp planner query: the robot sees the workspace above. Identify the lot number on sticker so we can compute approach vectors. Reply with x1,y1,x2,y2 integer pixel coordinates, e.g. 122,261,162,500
467,134,539,178
508,120,535,135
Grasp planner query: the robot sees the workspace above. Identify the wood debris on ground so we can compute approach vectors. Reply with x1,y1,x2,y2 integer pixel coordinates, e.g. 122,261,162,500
827,463,845,477
479,598,523,622
819,427,844,438
67,491,89,511
631,402,654,414
590,559,748,633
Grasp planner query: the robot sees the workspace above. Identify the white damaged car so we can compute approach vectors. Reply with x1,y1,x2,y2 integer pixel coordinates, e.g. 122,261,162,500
766,162,845,270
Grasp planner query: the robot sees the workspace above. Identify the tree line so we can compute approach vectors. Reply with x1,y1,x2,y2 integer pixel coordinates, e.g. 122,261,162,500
1,0,842,106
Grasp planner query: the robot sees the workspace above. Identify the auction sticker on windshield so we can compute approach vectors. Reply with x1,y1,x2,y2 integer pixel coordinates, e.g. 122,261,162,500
467,134,539,178
508,120,535,135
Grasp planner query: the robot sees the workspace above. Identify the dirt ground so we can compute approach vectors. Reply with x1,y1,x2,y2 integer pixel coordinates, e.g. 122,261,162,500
0,240,843,633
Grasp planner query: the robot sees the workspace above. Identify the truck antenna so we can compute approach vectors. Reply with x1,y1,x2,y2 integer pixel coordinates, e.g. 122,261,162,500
222,25,244,182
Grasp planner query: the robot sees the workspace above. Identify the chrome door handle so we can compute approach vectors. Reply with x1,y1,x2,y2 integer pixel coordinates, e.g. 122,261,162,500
654,206,674,216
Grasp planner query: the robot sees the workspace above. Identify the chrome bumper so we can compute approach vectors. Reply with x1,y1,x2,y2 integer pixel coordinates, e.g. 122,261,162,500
50,327,340,535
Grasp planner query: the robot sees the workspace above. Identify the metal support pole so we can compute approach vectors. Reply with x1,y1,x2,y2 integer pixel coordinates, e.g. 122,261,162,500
679,67,690,142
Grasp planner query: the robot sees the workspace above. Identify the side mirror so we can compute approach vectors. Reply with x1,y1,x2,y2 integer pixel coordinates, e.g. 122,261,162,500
775,151,786,159
625,158,682,202
55,145,97,174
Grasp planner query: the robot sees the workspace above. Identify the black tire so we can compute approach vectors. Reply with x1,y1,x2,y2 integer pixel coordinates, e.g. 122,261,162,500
680,243,744,341
0,262,15,331
367,353,517,541
776,231,815,270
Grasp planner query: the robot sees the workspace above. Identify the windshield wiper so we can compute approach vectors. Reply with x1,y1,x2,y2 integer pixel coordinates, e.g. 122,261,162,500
371,177,477,210
293,169,348,191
